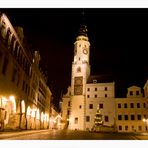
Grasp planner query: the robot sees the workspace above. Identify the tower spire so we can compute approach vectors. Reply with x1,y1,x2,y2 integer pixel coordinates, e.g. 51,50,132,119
78,9,88,37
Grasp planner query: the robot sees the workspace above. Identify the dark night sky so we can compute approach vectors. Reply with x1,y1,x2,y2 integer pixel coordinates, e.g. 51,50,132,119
2,8,148,109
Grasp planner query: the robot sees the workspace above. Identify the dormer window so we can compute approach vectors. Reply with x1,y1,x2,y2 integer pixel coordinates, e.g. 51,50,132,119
130,91,133,96
93,79,97,83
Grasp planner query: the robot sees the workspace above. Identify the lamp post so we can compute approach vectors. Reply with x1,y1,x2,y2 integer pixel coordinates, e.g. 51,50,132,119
143,118,148,132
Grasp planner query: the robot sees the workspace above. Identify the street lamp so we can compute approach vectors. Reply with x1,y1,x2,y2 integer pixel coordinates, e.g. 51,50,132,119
142,118,148,132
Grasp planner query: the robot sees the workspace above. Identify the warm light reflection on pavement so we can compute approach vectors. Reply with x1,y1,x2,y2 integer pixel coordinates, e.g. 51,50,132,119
1,129,148,140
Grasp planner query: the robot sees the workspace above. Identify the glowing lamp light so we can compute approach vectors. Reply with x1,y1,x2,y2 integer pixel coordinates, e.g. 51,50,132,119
41,112,44,122
27,106,31,116
143,118,146,122
9,96,16,113
31,108,36,118
1,97,7,108
21,100,25,113
36,108,40,120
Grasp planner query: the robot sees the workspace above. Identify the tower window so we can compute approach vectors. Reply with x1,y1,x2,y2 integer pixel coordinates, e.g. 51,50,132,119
87,88,90,91
105,94,107,98
79,105,82,109
75,117,78,124
77,67,81,72
67,110,70,115
89,104,93,109
87,95,90,98
95,88,97,91
94,94,97,98
68,101,71,107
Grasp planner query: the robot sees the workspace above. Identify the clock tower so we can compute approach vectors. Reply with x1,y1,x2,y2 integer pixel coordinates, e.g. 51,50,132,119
69,23,91,130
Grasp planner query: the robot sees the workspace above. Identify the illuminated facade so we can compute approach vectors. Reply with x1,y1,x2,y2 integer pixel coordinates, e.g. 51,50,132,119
0,12,52,131
61,22,148,132
115,86,148,133
61,24,116,131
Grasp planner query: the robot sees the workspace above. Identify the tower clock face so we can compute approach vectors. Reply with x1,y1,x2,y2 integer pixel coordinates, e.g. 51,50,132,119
83,48,88,54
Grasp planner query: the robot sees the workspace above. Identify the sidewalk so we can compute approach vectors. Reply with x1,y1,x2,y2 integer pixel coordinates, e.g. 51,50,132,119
0,129,51,139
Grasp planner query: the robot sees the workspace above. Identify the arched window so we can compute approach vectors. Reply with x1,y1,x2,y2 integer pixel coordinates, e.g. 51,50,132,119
77,67,81,73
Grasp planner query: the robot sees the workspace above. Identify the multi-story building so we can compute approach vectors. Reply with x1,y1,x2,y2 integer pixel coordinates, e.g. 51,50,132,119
85,76,115,131
61,21,148,133
0,12,52,131
115,86,148,133
61,23,116,131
